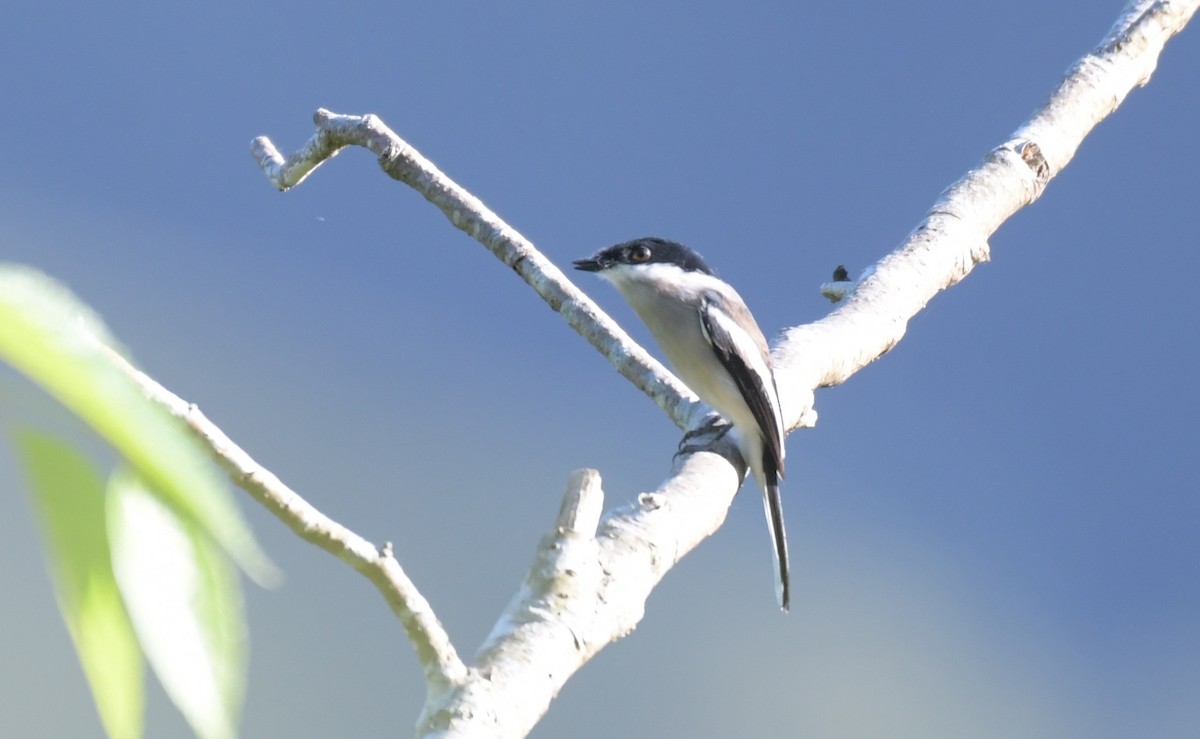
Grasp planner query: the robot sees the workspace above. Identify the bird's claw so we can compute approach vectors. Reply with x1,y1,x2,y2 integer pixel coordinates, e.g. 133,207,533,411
674,415,731,460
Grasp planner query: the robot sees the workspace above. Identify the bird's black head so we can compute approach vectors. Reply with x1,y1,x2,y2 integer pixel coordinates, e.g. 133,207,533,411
573,237,716,276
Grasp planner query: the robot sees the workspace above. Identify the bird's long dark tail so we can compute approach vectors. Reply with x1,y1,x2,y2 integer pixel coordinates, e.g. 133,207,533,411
761,459,790,611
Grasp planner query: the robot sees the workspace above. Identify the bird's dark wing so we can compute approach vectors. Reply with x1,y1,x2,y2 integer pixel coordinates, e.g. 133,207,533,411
697,293,785,477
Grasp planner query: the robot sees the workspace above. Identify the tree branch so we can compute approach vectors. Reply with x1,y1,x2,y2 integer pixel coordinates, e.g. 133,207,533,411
418,450,744,738
243,1,1196,736
771,0,1198,419
98,345,468,697
252,118,705,433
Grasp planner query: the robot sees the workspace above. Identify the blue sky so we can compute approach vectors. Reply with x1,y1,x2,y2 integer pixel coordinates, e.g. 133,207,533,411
2,1,1197,737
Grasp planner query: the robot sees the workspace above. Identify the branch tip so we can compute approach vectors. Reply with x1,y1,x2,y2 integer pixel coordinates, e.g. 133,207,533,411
557,469,603,536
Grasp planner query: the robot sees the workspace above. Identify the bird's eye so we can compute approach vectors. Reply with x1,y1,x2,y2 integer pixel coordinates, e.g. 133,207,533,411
629,245,652,263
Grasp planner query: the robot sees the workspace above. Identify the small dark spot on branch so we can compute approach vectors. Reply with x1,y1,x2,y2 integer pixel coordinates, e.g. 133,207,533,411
1015,140,1050,181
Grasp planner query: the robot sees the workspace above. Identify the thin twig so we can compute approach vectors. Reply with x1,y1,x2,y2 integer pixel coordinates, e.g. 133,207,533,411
99,344,468,695
252,116,705,433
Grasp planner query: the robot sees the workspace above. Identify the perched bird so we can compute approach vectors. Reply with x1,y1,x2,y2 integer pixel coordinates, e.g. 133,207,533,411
574,237,791,610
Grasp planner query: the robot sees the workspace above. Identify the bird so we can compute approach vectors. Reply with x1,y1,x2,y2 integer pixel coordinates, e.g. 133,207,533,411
574,237,790,610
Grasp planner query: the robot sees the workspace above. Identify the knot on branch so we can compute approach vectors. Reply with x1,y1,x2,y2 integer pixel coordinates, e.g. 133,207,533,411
1013,139,1051,182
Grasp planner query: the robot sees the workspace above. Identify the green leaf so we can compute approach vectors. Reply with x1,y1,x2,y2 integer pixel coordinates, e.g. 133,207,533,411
108,468,246,739
15,431,144,739
0,264,275,584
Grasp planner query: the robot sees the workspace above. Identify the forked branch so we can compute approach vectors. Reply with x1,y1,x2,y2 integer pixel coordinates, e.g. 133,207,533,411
241,1,1198,736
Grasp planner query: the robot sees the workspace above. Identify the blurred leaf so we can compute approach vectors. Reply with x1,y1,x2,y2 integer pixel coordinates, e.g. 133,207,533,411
15,431,144,739
108,468,246,739
0,264,275,583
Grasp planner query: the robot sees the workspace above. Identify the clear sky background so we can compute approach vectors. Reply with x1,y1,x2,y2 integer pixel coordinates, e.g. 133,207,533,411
2,1,1197,737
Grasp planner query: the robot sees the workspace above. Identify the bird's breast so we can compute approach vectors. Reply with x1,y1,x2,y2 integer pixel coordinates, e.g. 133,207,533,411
617,282,761,434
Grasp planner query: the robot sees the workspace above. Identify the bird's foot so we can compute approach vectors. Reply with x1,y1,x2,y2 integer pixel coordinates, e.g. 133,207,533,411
675,415,731,460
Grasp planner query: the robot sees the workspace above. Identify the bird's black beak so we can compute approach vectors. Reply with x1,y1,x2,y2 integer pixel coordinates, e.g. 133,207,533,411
572,257,605,272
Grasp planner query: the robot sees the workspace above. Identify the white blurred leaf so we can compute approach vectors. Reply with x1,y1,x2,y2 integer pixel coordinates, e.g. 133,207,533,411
107,468,246,739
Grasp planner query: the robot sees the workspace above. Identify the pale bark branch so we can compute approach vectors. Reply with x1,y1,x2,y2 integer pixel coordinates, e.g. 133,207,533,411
252,116,705,433
771,0,1198,423
98,345,468,696
418,452,744,738
242,1,1197,736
